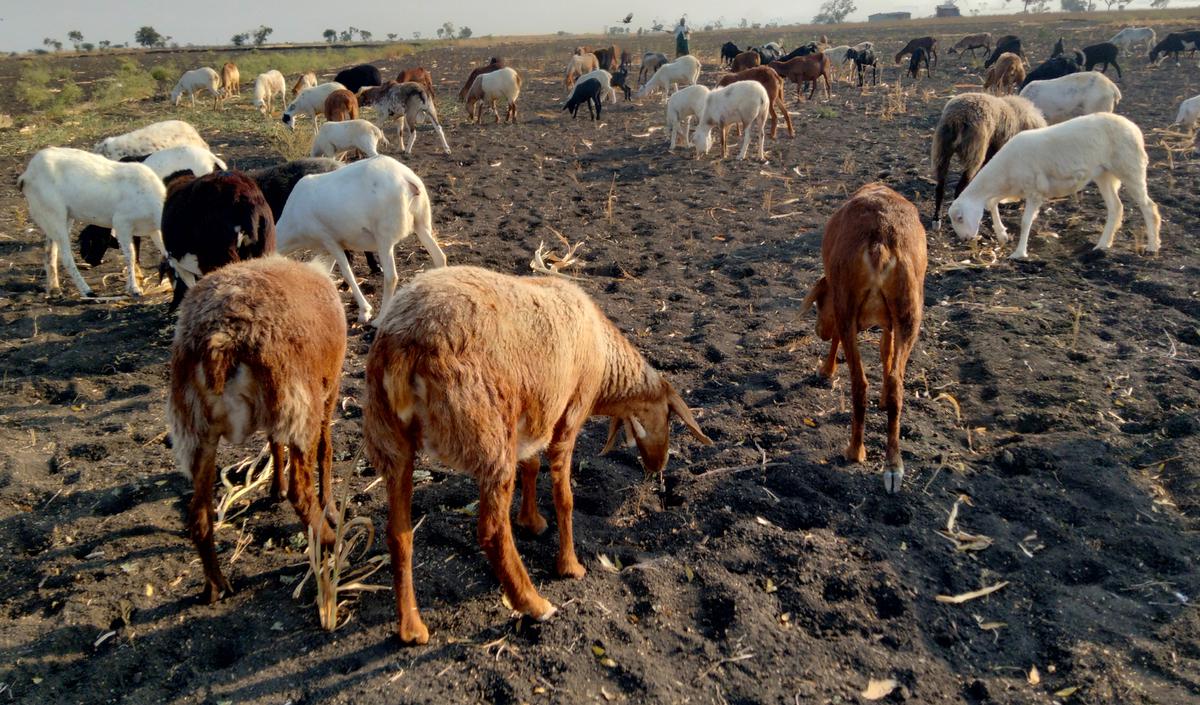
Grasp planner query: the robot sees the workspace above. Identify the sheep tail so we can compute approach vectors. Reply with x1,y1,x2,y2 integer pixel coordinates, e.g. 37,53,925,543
363,336,417,473
201,331,238,397
931,120,958,178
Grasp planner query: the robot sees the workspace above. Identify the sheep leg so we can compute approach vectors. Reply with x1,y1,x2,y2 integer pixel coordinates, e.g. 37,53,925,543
1112,58,1122,79
478,472,555,620
383,436,429,645
285,443,336,546
819,337,840,378
317,402,335,510
779,97,795,138
1009,197,1042,260
187,440,233,602
719,124,728,159
372,248,400,327
547,434,585,579
44,237,63,295
428,112,451,154
328,246,373,324
269,441,288,502
516,456,547,534
1125,176,1161,253
755,113,767,161
413,215,447,269
883,310,919,494
1093,173,1124,251
988,201,1009,244
841,322,868,465
113,226,144,298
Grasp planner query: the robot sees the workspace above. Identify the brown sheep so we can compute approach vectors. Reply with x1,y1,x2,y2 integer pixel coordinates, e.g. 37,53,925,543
593,44,621,72
458,57,504,101
731,50,762,72
802,183,927,494
768,53,832,101
323,88,359,122
292,71,318,97
947,32,993,58
895,36,938,67
396,66,435,98
564,53,599,91
983,52,1026,95
220,62,240,97
717,66,795,139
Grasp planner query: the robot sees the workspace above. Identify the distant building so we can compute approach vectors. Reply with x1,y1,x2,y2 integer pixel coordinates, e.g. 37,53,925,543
869,11,913,21
936,3,962,16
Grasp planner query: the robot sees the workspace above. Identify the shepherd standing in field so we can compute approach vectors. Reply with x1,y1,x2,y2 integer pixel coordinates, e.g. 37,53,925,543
675,17,691,57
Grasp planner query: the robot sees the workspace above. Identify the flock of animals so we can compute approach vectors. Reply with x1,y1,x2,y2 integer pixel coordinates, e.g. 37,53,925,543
12,21,1195,643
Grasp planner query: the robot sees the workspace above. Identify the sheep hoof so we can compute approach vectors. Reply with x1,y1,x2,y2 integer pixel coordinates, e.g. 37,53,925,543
557,556,587,579
1008,250,1029,261
79,289,95,299
532,601,558,622
883,464,905,494
398,619,430,646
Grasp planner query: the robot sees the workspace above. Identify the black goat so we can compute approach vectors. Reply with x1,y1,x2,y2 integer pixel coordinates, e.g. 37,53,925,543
720,41,741,66
563,78,603,120
610,68,633,101
984,35,1024,68
1083,42,1122,78
845,48,879,87
1149,30,1200,64
779,43,820,62
333,64,382,93
753,45,782,64
1020,52,1083,89
908,46,931,78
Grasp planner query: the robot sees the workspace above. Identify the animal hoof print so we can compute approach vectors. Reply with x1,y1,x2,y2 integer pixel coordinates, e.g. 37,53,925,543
883,468,905,494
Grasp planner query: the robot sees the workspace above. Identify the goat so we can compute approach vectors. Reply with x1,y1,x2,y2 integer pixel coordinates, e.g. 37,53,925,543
1079,42,1123,78
769,53,832,101
692,81,771,161
322,88,359,122
1109,27,1156,53
823,46,852,81
948,112,1161,259
309,119,389,159
845,48,879,87
720,41,741,66
171,68,222,108
593,45,621,72
465,67,522,124
169,255,345,603
984,35,1024,68
1020,53,1083,89
610,68,633,101
376,82,451,154
565,53,599,91
275,155,445,325
1149,30,1200,64
638,52,669,87
802,183,926,494
333,63,382,93
983,53,1025,95
716,66,795,138
363,265,711,643
731,50,761,73
252,70,287,114
948,32,992,57
458,57,504,102
219,62,240,97
292,71,317,97
1173,93,1200,132
395,67,435,97
1019,71,1121,124
282,82,347,129
564,78,604,120
572,68,617,104
94,120,208,160
779,43,820,62
908,46,931,79
895,37,937,67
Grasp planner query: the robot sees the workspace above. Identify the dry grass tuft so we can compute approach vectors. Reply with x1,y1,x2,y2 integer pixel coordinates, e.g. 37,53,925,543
214,444,273,530
530,227,586,277
267,124,313,161
293,493,388,630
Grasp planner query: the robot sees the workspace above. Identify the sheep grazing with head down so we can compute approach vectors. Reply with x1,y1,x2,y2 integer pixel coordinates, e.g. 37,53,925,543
731,50,761,73
769,53,833,101
171,68,223,108
1021,53,1083,89
564,53,599,91
930,92,1046,228
374,82,451,155
638,52,669,87
1173,93,1200,131
692,80,771,161
983,53,1025,95
1019,71,1121,125
169,255,346,603
844,47,879,87
275,155,445,325
802,183,927,494
947,32,992,58
895,36,938,67
1148,31,1200,65
459,57,504,101
94,120,209,160
571,68,618,103
219,62,240,97
1109,27,1156,53
465,67,523,124
19,147,165,298
716,66,795,138
665,84,710,150
363,265,712,643
282,82,347,129
564,78,604,120
637,55,702,102
948,112,1161,259
309,119,389,159
322,88,359,122
252,70,287,114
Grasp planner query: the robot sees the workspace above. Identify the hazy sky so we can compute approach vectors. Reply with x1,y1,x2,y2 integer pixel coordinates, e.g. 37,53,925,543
0,0,1173,51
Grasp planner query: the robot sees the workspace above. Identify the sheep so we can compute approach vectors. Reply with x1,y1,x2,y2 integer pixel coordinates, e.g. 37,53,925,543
593,44,621,72
753,44,782,64
1020,53,1083,89
823,45,852,81
610,68,633,101
309,119,389,160
252,70,286,114
282,82,347,129
564,77,604,120
852,41,875,53
717,66,795,138
1109,27,1156,54
19,147,165,298
1172,94,1200,131
801,183,926,494
322,88,360,122
983,52,1026,95
94,120,209,160
565,53,599,91
947,32,992,58
930,93,1047,229
845,47,879,87
274,155,445,325
292,71,317,97
769,53,832,101
692,80,771,161
171,68,222,108
162,170,276,310
779,43,820,62
1019,71,1121,124
665,84,710,150
731,50,761,72
721,41,741,66
333,63,382,93
395,67,435,98
571,68,617,104
638,52,669,87
458,57,504,101
947,112,1161,259
219,62,240,97
1081,42,1122,78
375,82,452,155
363,265,712,643
1149,31,1200,65
465,67,522,124
169,255,345,603
908,46,931,79
636,55,701,102
984,35,1024,68
895,36,938,67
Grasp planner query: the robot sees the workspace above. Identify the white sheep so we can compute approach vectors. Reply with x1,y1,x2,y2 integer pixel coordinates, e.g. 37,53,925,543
18,147,166,298
1019,71,1121,125
666,84,710,151
275,155,445,325
142,144,226,178
692,81,770,161
853,41,875,52
573,68,617,104
465,67,523,124
94,120,208,160
948,112,1161,259
376,83,451,155
824,45,852,80
1172,94,1200,131
252,70,287,114
636,55,701,102
309,119,389,159
282,82,347,129
171,68,222,108
1109,27,1156,53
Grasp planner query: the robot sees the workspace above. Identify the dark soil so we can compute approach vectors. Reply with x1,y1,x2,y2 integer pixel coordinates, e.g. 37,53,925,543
1,16,1198,705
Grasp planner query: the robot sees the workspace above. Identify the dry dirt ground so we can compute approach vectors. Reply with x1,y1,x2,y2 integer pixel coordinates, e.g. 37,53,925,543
0,15,1198,705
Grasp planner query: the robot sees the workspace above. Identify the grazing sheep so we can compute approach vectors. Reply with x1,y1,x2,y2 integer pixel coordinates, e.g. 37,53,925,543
395,67,435,97
563,77,604,120
753,44,782,64
721,41,741,66
984,35,1025,68
1019,71,1121,124
94,120,209,160
895,36,938,67
852,41,875,53
947,112,1161,259
162,170,276,310
638,52,669,87
1021,53,1083,89
564,53,599,92
309,119,389,159
274,156,445,325
458,57,504,101
845,47,879,87
636,55,701,102
665,84,710,150
983,52,1026,95
930,93,1046,228
322,88,360,122
363,265,712,643
1149,31,1200,65
333,63,382,93
731,50,761,72
252,70,287,114
1082,42,1122,78
169,255,345,603
802,183,926,494
219,62,240,97
610,68,633,101
948,32,992,57
779,43,820,62
572,68,617,103
465,67,523,124
717,66,795,138
692,81,771,161
823,45,852,81
19,147,165,297
375,82,451,155
770,54,832,101
171,68,222,108
908,46,931,79
292,71,317,97
282,82,347,129
1109,27,1156,54
1173,93,1200,131
593,44,621,72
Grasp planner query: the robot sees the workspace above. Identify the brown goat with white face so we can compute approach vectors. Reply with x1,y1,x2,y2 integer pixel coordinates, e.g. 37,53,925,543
803,183,927,494
364,266,712,644
168,256,347,603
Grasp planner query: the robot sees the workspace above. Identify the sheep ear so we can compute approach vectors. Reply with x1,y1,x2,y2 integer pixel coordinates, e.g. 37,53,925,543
666,384,713,445
600,417,623,455
801,276,828,314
